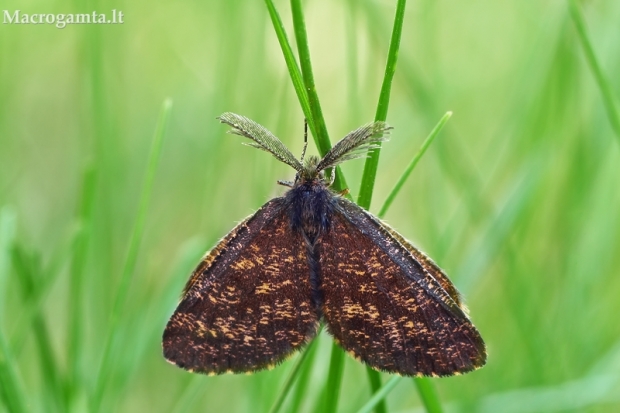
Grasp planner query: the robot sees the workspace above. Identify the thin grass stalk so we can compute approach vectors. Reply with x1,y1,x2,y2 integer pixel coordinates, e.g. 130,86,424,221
320,341,346,413
356,376,401,413
289,0,329,151
378,112,452,219
263,0,313,129
568,0,620,144
11,246,64,412
90,99,172,412
268,336,318,413
288,334,321,413
358,0,407,209
414,378,444,413
66,165,97,406
365,368,387,413
0,208,16,315
264,0,349,190
289,0,350,191
0,209,27,413
0,332,27,413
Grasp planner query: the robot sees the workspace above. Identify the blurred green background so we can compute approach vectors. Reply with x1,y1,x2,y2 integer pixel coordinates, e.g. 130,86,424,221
1,0,620,412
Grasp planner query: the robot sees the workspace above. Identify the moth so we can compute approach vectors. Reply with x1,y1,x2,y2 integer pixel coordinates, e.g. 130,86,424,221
163,113,486,376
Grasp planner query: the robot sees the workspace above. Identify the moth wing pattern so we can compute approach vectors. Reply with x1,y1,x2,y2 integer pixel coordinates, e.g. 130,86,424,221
319,198,486,376
377,221,463,307
163,198,319,374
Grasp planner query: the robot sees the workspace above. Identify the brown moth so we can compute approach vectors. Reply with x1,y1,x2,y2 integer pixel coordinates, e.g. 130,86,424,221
163,113,486,376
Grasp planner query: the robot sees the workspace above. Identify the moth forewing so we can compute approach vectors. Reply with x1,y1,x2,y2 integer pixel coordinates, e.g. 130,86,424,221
319,198,486,376
371,217,465,307
163,198,320,374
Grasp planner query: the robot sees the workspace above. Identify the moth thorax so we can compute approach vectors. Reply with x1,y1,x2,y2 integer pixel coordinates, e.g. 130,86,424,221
286,179,333,245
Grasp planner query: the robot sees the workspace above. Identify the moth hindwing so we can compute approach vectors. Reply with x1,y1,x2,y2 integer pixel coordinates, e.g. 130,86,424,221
162,113,486,376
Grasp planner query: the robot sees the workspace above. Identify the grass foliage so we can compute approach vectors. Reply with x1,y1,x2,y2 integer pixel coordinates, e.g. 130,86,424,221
1,0,620,412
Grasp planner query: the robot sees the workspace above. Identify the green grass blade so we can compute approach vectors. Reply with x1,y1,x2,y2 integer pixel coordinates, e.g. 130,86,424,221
11,246,65,412
414,378,444,413
264,0,348,190
320,341,345,413
90,98,172,412
66,165,97,405
290,0,329,151
8,253,64,360
289,0,349,191
0,208,16,317
568,0,620,144
356,376,402,413
365,368,387,413
268,337,317,413
289,333,321,413
8,253,63,358
0,330,27,413
0,208,27,413
263,0,312,126
378,112,452,219
358,0,407,209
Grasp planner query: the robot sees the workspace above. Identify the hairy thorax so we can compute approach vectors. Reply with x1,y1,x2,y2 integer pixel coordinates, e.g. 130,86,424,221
285,179,335,245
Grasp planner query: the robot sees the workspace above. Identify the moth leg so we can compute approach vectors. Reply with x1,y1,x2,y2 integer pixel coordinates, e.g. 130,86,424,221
278,180,294,187
327,167,336,187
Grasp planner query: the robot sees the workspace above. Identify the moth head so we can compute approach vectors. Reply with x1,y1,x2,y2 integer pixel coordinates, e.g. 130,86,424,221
296,155,326,185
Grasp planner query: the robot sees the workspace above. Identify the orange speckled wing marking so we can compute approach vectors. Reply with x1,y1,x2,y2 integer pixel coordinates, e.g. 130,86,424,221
319,198,486,376
163,198,319,374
